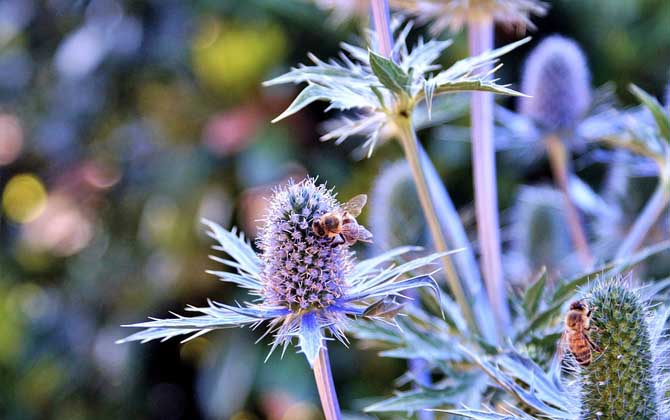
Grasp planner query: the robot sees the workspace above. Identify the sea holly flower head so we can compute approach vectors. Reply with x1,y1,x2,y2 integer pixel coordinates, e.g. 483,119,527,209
264,21,529,157
397,0,547,34
519,35,591,133
118,178,445,366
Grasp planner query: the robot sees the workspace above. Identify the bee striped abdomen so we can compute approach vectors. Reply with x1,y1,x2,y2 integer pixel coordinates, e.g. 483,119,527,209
569,333,592,366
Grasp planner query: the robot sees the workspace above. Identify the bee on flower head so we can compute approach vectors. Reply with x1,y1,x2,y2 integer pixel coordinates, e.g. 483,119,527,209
312,194,372,246
558,300,602,366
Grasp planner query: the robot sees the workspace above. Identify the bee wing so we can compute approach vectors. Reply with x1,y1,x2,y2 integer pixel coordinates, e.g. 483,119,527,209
341,222,372,242
342,194,367,217
556,330,568,363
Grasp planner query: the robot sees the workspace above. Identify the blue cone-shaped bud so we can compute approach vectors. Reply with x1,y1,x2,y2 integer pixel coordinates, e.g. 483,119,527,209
519,35,591,132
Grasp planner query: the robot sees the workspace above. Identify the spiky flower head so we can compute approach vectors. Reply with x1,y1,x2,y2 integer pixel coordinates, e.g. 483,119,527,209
506,185,574,280
258,179,352,310
577,275,669,419
119,178,443,366
396,0,547,34
519,35,592,133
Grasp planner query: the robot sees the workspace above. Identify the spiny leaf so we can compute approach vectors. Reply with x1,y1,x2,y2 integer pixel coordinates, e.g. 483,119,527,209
368,50,411,95
271,83,330,123
365,381,473,412
433,79,525,97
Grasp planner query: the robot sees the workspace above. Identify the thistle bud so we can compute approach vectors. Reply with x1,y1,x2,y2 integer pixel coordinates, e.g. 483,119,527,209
579,277,659,419
519,35,591,132
507,186,573,278
258,179,353,311
369,160,426,251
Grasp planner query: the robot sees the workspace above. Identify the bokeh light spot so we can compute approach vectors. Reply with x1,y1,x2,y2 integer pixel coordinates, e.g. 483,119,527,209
0,113,23,165
2,173,47,222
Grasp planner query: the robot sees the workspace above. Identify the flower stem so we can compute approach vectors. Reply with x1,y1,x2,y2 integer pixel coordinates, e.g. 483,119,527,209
615,177,670,259
396,117,479,334
546,134,594,268
467,17,510,335
370,0,393,57
313,346,341,420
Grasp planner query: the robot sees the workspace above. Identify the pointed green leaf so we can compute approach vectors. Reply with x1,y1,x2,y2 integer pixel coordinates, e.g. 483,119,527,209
271,83,329,123
434,79,526,96
522,266,547,317
630,83,670,141
368,50,411,95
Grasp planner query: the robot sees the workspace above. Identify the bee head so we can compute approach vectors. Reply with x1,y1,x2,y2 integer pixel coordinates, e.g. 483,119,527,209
324,216,340,230
570,300,586,312
312,219,325,236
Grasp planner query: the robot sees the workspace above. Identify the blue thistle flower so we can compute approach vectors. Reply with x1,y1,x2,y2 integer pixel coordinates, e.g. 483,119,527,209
118,178,443,366
519,35,592,133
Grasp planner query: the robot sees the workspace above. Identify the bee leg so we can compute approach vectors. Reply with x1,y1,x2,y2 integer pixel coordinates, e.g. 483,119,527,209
330,235,345,247
585,334,602,353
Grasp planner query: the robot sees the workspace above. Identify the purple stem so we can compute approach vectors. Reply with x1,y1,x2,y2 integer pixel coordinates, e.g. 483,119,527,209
468,17,511,335
313,346,342,420
370,0,393,57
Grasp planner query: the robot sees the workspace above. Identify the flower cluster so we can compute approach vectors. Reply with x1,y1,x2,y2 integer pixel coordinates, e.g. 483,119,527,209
258,180,351,310
119,178,444,366
398,0,547,34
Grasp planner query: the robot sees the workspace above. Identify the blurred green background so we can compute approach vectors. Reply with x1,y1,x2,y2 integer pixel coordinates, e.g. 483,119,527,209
0,0,669,419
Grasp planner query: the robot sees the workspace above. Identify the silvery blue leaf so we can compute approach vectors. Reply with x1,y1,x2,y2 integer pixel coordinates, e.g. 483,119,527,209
298,312,324,366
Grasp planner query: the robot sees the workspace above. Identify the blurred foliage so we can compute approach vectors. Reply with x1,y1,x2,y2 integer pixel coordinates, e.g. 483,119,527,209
0,0,669,419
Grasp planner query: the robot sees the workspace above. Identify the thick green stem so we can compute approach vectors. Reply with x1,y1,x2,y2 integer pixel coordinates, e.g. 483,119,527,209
467,17,510,335
313,346,341,420
546,134,594,268
396,117,479,334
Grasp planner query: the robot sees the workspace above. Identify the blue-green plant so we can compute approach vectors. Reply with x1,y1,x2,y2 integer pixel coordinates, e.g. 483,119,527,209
518,35,595,268
353,243,670,418
118,178,446,420
264,10,528,340
392,0,547,336
589,84,670,259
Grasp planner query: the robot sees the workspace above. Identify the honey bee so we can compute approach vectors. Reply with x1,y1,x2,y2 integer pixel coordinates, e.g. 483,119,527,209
558,300,601,366
312,194,372,246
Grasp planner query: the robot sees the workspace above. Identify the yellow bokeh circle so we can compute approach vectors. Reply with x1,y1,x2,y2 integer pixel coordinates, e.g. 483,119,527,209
2,174,47,223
